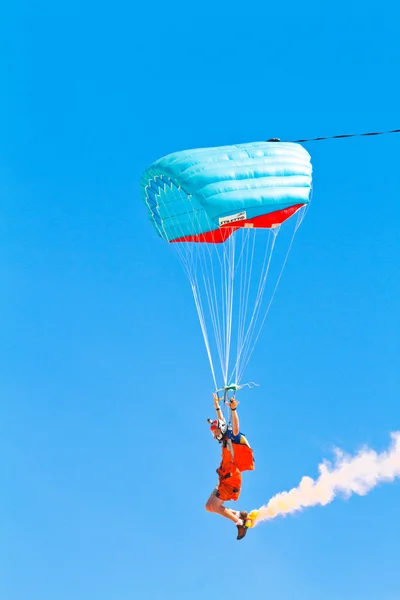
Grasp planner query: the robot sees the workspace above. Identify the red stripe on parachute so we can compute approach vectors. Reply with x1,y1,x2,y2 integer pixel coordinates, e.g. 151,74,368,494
171,204,305,244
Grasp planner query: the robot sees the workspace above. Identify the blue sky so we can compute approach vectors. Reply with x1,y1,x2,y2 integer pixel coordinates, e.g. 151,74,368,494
1,1,400,599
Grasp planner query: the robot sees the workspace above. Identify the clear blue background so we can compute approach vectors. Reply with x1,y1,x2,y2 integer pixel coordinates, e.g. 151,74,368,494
1,1,400,599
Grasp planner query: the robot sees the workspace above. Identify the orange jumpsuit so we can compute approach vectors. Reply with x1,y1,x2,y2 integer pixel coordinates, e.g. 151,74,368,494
215,431,254,502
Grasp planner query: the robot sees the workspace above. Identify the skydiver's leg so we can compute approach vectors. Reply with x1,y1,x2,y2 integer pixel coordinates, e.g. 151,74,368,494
205,491,242,524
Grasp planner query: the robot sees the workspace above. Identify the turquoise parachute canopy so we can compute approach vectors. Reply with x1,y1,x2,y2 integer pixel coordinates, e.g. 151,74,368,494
140,141,312,243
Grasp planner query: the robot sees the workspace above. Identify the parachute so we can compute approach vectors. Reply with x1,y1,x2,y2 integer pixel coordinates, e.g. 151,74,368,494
141,141,312,393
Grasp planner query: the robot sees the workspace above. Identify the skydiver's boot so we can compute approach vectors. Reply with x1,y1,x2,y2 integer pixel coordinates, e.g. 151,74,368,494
236,511,249,541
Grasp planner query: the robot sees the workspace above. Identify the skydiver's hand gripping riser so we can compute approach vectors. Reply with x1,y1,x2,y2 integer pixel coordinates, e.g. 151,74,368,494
215,381,258,397
220,383,240,403
209,382,259,427
215,382,259,403
208,384,238,434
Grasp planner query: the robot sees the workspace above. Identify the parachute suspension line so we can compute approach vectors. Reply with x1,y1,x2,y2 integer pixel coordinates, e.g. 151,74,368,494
236,228,282,383
184,209,221,391
223,233,235,386
190,279,218,390
208,225,227,382
299,186,313,226
210,219,234,386
230,226,278,384
237,207,306,382
174,205,232,390
156,186,219,390
235,229,277,383
235,227,257,385
209,240,225,373
160,188,196,278
197,223,225,381
190,210,227,382
187,257,218,391
219,235,229,383
201,218,234,387
201,259,224,376
233,231,256,381
152,184,193,284
235,229,249,380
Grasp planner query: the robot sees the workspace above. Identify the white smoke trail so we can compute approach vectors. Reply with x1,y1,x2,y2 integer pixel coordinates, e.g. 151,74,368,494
254,432,400,525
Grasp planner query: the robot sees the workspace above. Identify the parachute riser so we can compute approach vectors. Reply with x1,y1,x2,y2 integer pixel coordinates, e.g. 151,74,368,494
216,384,238,426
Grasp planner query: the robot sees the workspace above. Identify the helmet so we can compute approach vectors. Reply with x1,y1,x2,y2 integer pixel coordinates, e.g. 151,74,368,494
209,419,228,441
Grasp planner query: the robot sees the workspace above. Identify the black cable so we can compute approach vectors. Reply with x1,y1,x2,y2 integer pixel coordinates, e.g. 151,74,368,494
267,129,400,144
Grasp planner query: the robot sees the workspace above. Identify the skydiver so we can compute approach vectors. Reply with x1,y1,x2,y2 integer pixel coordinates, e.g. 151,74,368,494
205,392,255,540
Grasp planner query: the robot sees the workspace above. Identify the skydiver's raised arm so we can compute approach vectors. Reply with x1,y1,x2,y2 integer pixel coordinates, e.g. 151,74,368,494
213,393,226,423
229,399,240,436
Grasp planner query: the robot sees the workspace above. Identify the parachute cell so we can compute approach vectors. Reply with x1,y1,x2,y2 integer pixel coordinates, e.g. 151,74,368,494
141,142,312,243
